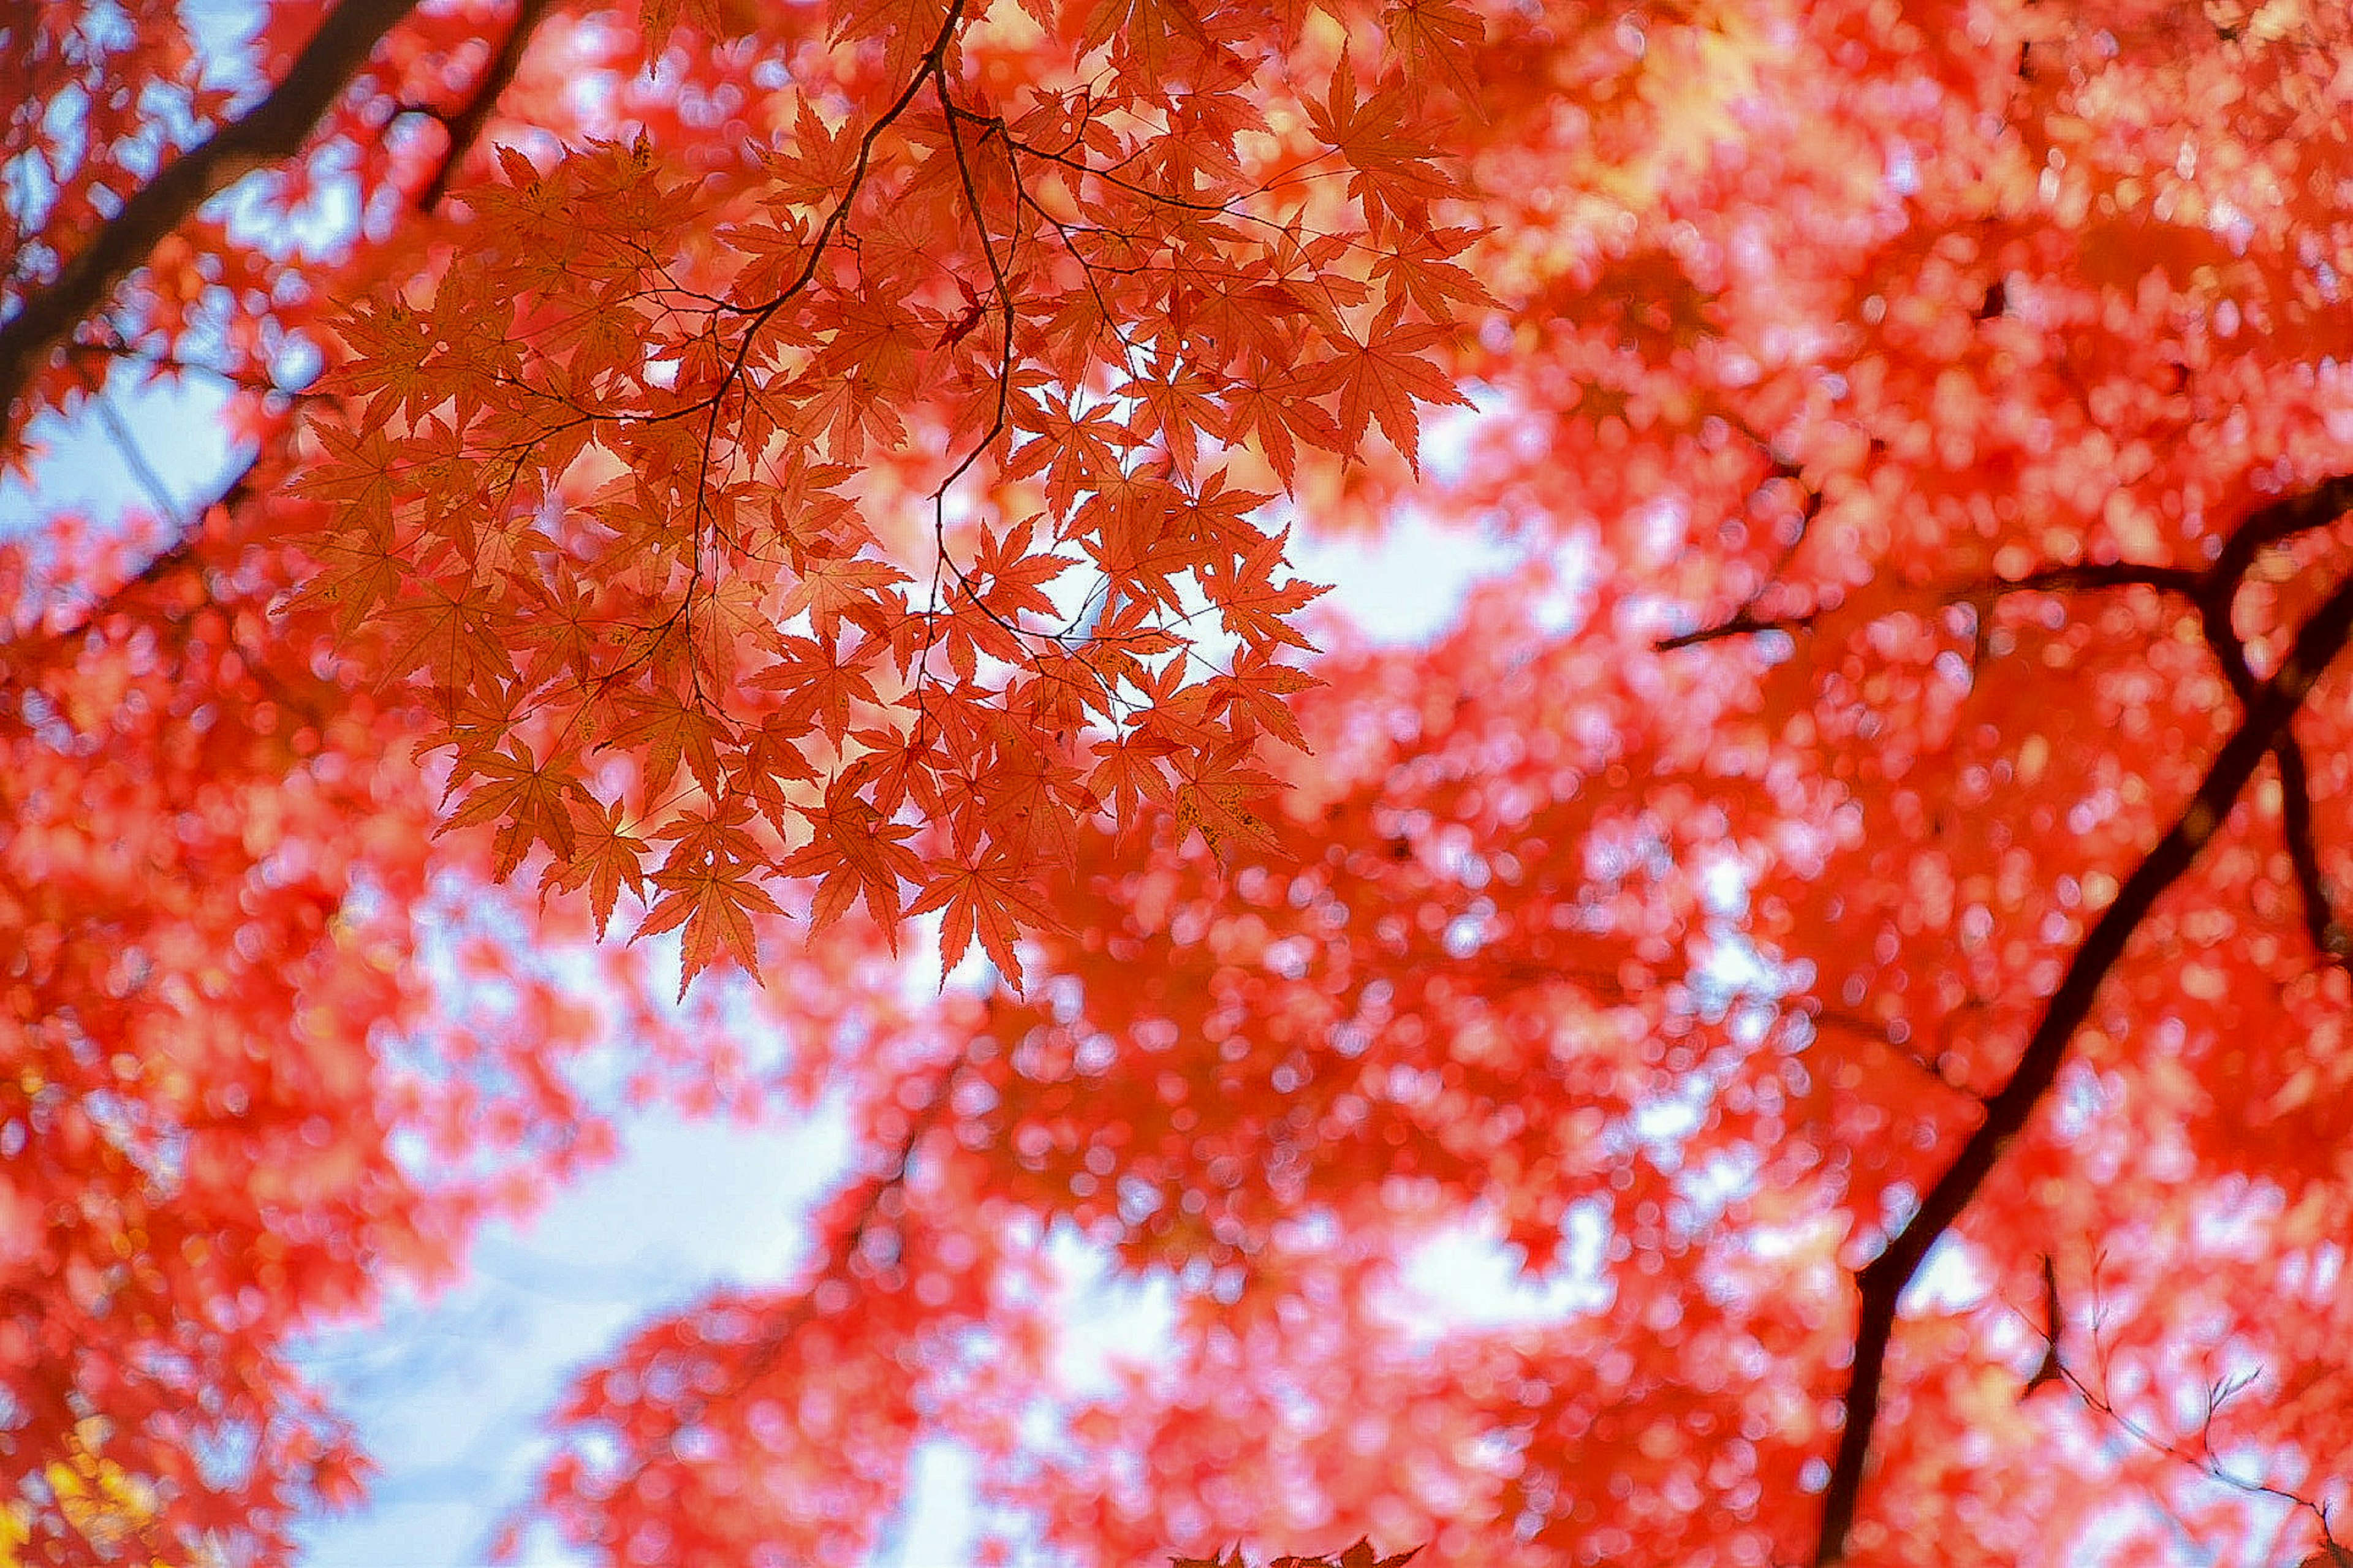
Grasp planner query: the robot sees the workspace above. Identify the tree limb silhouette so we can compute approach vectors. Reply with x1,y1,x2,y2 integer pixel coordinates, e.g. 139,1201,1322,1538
0,0,422,436
1813,479,2353,1566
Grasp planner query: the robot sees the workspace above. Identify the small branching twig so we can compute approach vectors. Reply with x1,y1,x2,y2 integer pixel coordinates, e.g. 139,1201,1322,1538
2024,1303,2348,1562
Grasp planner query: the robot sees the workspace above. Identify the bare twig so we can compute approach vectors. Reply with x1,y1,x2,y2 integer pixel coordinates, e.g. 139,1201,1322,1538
1658,561,2200,651
1656,604,1816,651
1805,1008,1981,1100
2036,1325,2347,1561
1653,453,1821,650
2187,571,2348,963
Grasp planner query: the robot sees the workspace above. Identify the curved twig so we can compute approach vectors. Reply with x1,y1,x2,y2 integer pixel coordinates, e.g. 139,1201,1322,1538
2014,1267,2347,1562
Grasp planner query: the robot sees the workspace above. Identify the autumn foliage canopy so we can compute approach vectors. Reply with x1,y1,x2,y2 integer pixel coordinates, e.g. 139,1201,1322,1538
9,0,2353,1562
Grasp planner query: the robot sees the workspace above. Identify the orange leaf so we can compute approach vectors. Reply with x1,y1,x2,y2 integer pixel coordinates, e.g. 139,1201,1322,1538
907,852,1056,986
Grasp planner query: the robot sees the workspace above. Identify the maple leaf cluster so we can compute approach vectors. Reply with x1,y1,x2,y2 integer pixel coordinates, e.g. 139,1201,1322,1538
505,3,2353,1566
295,0,1488,994
0,0,659,1559
14,0,2353,1565
1175,1539,1421,1568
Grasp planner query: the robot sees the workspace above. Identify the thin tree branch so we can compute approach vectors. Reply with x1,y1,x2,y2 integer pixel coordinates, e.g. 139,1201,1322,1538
2275,737,2346,960
92,394,180,518
2021,1252,2063,1399
1662,500,2353,955
0,456,259,662
0,0,423,439
1663,475,2353,1558
2188,565,2348,963
2040,1324,2347,1559
1995,561,2206,599
64,333,321,399
1805,1008,1981,1100
411,0,559,214
1658,480,2353,656
2207,475,2353,597
2192,579,2343,960
1652,456,1819,650
517,1045,974,1539
1811,551,2353,1565
1656,562,2199,651
1656,605,1814,650
727,1066,960,1398
2,0,555,666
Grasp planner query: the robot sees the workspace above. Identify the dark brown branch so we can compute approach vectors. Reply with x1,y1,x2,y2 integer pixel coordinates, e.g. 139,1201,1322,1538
2207,474,2353,597
1664,494,2353,951
411,0,558,214
1657,605,1814,650
1812,559,2353,1565
1806,1009,1980,1100
1662,469,2353,1558
1657,561,2199,651
2195,591,2346,960
2276,738,2346,960
1995,561,2203,599
1653,458,1820,650
2,0,550,665
0,0,423,438
2021,1253,2063,1398
1659,476,2353,654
